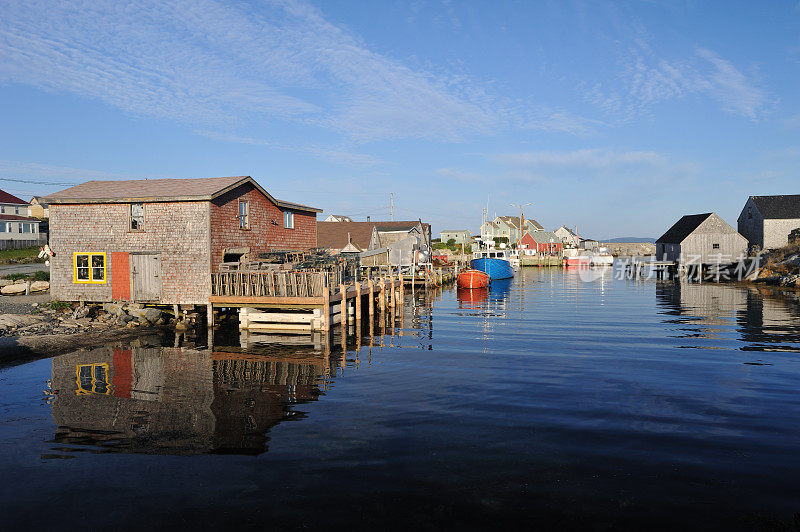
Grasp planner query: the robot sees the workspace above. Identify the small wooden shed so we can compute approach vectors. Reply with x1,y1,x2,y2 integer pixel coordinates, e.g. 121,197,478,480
656,212,747,264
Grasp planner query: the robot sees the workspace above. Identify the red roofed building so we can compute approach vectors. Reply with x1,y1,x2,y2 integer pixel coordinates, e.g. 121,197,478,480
0,188,42,249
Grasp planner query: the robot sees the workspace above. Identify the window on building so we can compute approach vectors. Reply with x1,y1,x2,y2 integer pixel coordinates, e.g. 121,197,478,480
17,223,22,233
130,203,144,231
712,243,720,249
74,252,106,283
76,363,110,395
0,223,5,233
284,211,294,229
239,200,249,229
0,206,4,214
14,206,19,214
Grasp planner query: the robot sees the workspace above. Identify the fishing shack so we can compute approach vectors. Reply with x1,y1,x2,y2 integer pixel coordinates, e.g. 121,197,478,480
45,176,320,307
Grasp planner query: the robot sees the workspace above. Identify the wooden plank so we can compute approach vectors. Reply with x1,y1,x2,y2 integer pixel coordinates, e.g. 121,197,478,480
246,312,315,323
210,296,325,305
245,323,313,331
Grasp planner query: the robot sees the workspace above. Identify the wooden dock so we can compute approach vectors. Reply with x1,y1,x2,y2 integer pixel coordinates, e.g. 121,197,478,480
209,267,454,332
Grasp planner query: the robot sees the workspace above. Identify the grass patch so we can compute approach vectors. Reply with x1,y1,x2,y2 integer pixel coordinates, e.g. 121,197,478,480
47,300,71,311
0,246,44,264
1,270,49,282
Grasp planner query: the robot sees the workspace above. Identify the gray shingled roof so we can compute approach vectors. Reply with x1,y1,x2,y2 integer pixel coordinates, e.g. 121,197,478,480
43,176,321,212
656,213,713,244
751,195,800,219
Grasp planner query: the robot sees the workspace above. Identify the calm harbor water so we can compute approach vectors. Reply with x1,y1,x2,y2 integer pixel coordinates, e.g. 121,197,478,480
2,268,800,530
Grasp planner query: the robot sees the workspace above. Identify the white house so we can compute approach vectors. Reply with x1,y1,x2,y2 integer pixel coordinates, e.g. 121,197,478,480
0,189,41,249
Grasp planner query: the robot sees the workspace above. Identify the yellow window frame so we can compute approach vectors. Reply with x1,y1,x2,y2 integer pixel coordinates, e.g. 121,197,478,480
75,363,111,396
73,252,107,284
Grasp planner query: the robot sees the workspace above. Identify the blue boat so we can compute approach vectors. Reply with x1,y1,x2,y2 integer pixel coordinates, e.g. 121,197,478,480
470,249,515,280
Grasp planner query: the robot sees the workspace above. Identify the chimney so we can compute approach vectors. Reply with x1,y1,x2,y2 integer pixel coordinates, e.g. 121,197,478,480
366,216,370,222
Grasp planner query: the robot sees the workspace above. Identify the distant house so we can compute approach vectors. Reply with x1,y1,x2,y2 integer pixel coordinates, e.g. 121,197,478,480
0,189,42,250
554,226,580,248
439,229,470,244
656,212,747,263
29,196,50,219
480,216,543,243
520,231,562,255
44,176,320,305
323,214,353,222
0,189,31,217
580,238,598,250
737,194,800,250
317,220,431,266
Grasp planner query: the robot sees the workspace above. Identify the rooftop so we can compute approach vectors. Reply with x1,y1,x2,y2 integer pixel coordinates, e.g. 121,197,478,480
0,189,28,205
43,176,321,212
656,213,714,244
317,220,429,250
750,194,800,220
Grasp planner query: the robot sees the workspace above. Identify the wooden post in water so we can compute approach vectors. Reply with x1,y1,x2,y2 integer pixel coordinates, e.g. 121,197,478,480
379,276,385,313
368,278,374,316
354,281,361,322
322,274,331,332
390,268,396,308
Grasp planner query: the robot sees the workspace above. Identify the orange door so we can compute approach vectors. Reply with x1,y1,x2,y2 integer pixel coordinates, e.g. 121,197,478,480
111,251,130,301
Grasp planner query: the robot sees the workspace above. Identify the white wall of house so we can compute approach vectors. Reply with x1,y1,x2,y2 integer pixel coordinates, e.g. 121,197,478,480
0,221,40,241
0,203,31,217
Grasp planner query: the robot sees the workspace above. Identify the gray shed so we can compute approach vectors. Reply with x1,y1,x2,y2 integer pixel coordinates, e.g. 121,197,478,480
656,212,747,264
737,194,800,251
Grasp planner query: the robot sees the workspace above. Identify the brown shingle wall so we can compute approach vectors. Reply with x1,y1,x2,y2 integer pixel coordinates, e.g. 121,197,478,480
209,183,316,270
49,202,211,304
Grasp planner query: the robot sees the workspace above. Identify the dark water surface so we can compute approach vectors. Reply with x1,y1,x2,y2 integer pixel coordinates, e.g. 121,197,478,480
2,268,800,530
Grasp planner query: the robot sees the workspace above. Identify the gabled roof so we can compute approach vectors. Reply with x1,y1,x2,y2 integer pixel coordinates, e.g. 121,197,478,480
526,230,560,244
317,220,429,250
750,194,800,220
0,214,40,222
656,213,714,244
43,176,321,213
0,189,28,205
495,216,543,230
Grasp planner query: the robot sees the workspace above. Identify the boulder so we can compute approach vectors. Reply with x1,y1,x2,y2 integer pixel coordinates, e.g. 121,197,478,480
128,307,162,323
0,315,44,328
103,302,126,316
1,284,26,295
72,306,90,319
13,279,27,285
29,281,49,293
0,279,12,288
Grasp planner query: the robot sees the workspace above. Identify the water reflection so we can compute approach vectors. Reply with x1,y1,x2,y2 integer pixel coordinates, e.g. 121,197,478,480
656,279,800,352
49,344,326,455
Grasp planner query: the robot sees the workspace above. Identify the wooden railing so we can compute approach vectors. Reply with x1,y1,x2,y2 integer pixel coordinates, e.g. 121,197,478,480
212,271,334,298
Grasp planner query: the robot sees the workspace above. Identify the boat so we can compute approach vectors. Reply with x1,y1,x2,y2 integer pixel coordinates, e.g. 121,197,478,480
563,247,614,267
470,248,515,279
457,269,491,289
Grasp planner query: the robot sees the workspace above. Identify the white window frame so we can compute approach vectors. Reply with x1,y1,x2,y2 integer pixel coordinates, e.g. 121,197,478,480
130,203,145,232
284,211,294,229
238,200,249,229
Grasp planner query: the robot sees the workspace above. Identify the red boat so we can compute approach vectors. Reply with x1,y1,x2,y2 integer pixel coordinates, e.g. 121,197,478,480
456,269,490,289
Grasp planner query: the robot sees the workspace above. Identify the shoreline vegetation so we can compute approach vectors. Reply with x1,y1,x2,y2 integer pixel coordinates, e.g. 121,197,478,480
751,242,800,288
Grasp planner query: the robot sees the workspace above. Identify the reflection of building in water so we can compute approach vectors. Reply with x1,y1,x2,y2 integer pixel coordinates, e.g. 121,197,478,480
739,287,800,349
656,281,800,350
656,280,747,337
50,346,324,455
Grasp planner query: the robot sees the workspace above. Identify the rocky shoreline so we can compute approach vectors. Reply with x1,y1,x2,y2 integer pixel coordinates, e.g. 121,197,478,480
0,296,196,366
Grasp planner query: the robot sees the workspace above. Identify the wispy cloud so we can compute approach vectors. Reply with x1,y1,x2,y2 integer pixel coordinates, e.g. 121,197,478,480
586,40,770,121
0,0,589,144
196,130,386,167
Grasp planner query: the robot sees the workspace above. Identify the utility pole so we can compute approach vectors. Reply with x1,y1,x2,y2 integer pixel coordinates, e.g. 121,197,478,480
390,192,394,221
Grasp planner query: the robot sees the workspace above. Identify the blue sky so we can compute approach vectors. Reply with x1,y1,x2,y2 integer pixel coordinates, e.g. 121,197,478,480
0,0,798,238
